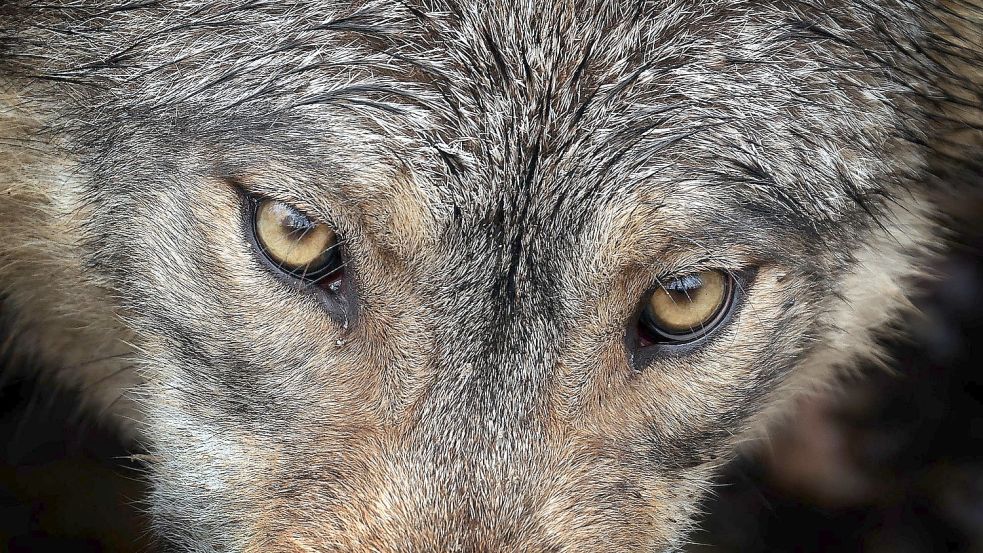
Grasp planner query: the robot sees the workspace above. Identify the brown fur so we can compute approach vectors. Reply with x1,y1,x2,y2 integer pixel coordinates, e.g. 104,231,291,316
0,0,980,550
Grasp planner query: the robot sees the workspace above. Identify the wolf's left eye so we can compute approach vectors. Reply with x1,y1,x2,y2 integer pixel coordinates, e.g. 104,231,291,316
638,270,735,346
251,199,343,284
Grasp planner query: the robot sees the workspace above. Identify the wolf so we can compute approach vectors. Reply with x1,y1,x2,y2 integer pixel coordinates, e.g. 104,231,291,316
0,0,979,551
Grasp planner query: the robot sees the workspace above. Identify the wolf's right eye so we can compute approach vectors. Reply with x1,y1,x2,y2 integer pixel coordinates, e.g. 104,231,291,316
251,199,343,285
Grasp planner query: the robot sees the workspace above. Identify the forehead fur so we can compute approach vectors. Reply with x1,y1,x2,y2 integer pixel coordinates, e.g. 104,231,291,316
0,0,954,236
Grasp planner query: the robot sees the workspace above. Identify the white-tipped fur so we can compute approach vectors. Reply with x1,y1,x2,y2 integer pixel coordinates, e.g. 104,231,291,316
0,0,979,550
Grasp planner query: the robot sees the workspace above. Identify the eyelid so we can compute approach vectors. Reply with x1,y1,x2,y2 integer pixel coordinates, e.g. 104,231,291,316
644,267,757,318
229,178,336,229
663,274,704,291
652,263,743,291
251,196,332,228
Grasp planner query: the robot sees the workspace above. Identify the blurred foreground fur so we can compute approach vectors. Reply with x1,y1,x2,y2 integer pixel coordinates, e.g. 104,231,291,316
0,1,980,551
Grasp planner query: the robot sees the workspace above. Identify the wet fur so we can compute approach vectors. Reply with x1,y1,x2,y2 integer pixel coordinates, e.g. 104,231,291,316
0,1,980,551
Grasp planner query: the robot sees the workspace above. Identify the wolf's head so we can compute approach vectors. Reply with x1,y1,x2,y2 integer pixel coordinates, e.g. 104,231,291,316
0,1,978,551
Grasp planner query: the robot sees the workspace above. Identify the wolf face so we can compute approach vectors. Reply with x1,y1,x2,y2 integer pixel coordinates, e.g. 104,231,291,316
0,1,978,551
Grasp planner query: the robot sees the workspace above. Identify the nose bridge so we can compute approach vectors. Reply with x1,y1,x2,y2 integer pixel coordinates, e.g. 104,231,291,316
401,251,567,500
387,336,563,551
419,291,558,437
372,190,580,534
426,246,565,416
427,215,566,381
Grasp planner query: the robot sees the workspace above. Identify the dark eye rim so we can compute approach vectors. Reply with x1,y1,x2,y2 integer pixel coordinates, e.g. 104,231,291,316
244,195,345,288
639,271,736,344
630,268,755,361
232,185,357,328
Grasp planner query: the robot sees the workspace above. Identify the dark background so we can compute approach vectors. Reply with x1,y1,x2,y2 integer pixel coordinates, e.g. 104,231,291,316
1,198,981,552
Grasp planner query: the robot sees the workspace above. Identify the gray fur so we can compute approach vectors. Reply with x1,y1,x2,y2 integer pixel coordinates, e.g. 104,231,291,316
0,1,979,551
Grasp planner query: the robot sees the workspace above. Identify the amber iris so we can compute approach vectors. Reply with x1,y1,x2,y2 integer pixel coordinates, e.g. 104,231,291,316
641,270,732,343
254,199,338,278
